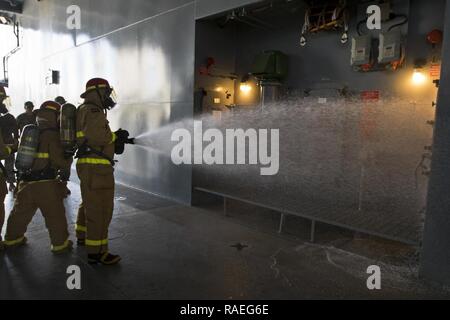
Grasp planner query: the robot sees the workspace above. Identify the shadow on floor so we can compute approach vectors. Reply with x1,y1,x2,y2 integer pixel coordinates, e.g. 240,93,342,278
1,182,449,299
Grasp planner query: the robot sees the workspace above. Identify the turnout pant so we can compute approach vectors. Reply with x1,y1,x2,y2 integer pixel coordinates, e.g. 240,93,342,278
4,154,16,184
59,168,72,182
76,164,115,255
5,180,70,251
0,177,6,241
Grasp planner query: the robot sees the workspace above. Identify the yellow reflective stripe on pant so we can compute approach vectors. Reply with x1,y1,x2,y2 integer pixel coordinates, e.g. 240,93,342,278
4,236,25,246
86,239,108,246
76,224,87,232
77,158,111,165
76,131,85,138
51,239,70,252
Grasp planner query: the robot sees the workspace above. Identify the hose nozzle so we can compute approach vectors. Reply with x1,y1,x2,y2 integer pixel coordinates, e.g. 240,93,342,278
126,138,135,145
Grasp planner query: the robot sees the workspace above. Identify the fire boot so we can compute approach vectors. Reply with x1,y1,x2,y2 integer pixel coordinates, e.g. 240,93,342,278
51,240,73,255
88,252,121,265
4,236,27,248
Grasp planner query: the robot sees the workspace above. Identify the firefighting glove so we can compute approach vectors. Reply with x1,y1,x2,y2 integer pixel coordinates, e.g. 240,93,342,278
115,129,130,143
115,141,125,155
114,129,135,154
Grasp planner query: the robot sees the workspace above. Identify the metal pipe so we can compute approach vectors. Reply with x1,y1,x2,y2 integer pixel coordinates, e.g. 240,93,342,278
2,21,21,85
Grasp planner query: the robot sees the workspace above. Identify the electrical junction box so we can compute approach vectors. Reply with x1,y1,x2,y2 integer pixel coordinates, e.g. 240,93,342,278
351,35,372,66
252,50,288,81
378,30,402,64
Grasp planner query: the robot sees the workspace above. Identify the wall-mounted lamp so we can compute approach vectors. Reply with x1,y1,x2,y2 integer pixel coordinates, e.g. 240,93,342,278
240,73,252,93
412,59,427,86
412,68,426,86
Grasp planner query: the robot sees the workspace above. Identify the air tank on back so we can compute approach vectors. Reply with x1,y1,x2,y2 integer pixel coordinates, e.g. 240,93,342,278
60,103,77,151
15,124,40,172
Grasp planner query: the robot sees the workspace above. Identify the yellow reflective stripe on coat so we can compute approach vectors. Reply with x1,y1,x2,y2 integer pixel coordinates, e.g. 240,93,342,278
77,158,111,165
35,153,49,159
4,237,25,246
111,132,117,143
76,131,85,138
51,239,70,252
85,239,108,246
75,224,87,232
5,146,11,155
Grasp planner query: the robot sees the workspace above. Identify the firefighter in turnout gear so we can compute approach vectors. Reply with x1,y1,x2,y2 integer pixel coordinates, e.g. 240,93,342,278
4,101,73,253
75,78,132,265
0,131,17,250
17,101,37,135
0,86,19,192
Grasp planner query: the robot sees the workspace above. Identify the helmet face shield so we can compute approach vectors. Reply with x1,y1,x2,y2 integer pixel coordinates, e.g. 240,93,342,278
4,97,11,109
109,88,118,105
102,87,117,110
0,96,11,112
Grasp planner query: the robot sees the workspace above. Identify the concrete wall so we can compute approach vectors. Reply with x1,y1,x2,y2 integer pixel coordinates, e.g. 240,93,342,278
5,0,196,204
2,0,444,209
3,0,262,204
194,0,444,104
233,0,443,102
192,0,443,243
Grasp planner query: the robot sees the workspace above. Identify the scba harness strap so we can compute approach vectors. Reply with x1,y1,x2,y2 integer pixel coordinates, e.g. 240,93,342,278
75,141,116,166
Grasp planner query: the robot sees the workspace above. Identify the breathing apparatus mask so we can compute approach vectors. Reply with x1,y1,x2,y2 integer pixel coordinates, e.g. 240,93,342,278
96,87,117,110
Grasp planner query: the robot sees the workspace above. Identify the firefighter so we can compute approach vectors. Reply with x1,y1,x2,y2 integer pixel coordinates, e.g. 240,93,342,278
0,87,17,250
55,96,67,106
75,78,131,265
17,101,37,135
4,101,73,254
0,131,16,250
0,86,19,192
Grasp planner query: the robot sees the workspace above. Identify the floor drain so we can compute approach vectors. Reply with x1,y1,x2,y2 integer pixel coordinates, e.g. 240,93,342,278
230,243,249,251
